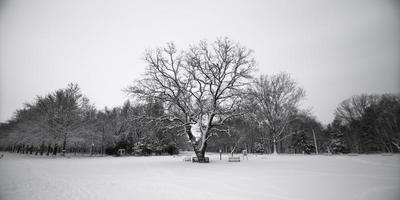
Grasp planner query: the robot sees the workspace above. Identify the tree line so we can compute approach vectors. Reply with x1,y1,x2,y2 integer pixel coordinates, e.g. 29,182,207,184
0,38,399,160
0,84,187,156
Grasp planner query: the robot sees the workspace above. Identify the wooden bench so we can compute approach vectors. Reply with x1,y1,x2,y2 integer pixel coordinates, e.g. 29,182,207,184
192,157,210,163
228,157,240,162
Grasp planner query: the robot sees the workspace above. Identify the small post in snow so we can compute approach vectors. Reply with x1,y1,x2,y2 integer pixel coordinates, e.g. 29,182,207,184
219,149,222,160
90,143,94,156
242,149,248,160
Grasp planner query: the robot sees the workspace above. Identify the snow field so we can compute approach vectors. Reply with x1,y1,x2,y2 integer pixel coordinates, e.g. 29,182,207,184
0,152,399,200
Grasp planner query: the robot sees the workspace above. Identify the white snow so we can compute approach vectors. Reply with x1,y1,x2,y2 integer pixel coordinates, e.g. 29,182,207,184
191,122,202,139
0,152,399,200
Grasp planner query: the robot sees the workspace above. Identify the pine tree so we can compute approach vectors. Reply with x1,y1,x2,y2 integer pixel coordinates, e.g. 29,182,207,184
253,142,265,153
329,131,345,153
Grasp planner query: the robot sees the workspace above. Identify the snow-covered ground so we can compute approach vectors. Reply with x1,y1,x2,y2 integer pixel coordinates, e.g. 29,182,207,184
0,152,399,200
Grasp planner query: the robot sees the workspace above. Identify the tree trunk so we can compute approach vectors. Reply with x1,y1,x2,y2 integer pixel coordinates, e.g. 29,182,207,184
192,141,208,163
194,149,205,160
101,127,105,156
52,144,58,156
184,125,209,163
46,144,51,156
272,138,278,155
62,132,67,156
194,148,207,162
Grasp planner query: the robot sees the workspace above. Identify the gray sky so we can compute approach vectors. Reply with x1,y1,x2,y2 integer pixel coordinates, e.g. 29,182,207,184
1,0,399,124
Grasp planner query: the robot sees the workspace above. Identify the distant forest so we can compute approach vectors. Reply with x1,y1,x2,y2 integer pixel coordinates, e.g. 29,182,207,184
1,38,399,156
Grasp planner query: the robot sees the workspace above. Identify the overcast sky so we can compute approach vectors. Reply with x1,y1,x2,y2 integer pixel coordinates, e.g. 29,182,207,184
0,0,399,124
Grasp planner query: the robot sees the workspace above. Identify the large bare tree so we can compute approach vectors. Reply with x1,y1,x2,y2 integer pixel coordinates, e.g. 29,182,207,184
249,73,305,154
127,38,255,161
